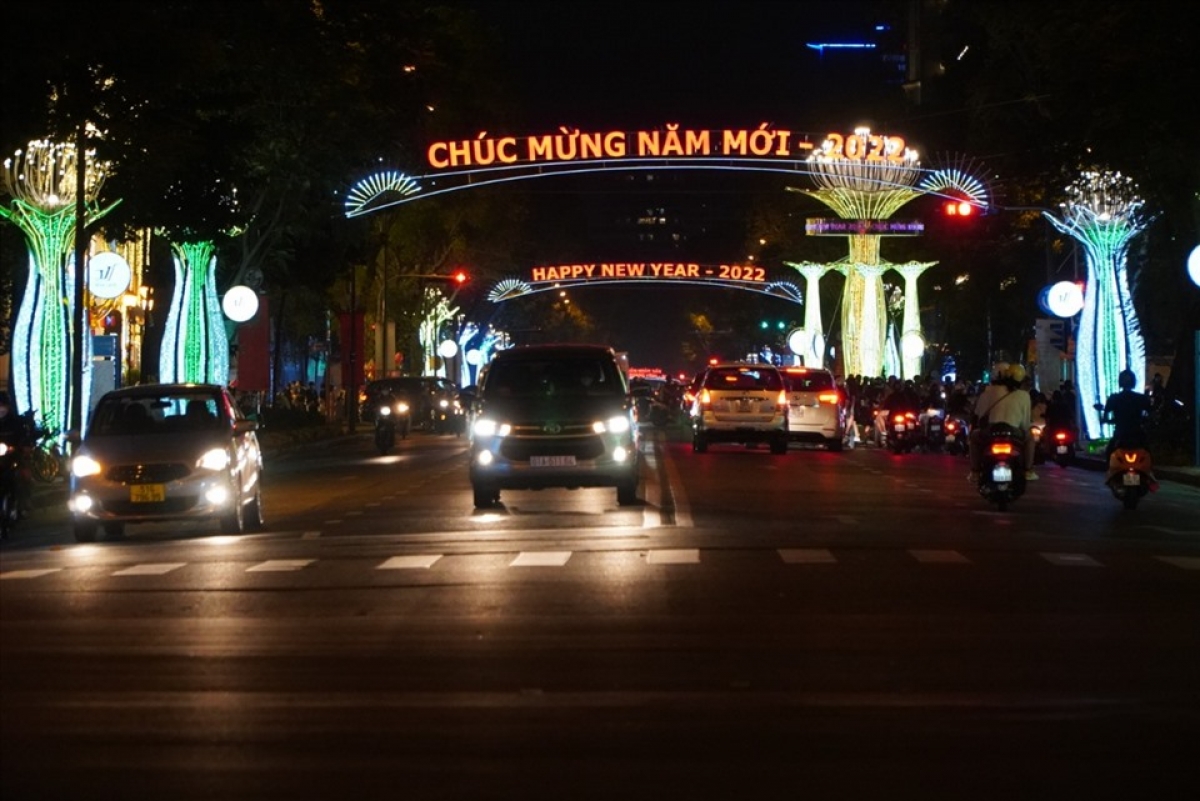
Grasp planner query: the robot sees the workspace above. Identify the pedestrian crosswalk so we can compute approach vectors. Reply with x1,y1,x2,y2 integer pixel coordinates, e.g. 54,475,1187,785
3,549,1199,580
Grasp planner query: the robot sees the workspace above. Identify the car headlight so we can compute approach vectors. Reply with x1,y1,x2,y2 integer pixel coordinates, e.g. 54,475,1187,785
198,448,231,471
605,415,631,434
71,454,102,478
473,419,511,438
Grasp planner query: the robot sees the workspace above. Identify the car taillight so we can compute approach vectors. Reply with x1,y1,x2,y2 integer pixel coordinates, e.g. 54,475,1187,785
777,390,788,407
699,389,711,406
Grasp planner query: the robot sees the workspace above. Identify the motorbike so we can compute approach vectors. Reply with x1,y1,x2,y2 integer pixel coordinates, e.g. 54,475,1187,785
887,410,920,454
0,441,21,539
975,422,1027,511
373,397,410,455
1039,422,1076,468
943,415,969,456
1105,445,1157,510
919,406,946,452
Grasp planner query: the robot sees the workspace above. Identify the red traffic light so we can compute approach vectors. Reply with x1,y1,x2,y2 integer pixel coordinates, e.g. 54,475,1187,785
452,269,468,284
943,199,975,217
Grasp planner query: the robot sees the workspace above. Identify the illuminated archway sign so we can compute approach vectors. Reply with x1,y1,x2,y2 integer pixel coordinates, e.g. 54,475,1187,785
222,285,259,322
87,251,132,300
486,260,804,304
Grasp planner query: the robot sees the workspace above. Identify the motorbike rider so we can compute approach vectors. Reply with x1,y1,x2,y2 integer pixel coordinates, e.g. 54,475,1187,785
967,363,1037,482
1100,369,1153,459
0,392,34,520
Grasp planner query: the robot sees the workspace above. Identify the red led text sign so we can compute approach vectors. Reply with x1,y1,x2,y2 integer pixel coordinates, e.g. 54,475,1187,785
428,126,913,170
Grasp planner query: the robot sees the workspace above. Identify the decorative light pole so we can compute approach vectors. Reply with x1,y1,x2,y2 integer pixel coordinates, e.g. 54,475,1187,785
1044,169,1149,440
783,261,834,367
0,139,117,435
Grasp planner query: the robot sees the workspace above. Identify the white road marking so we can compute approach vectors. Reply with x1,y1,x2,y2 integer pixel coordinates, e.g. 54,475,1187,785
647,549,699,564
510,551,572,567
1040,553,1103,567
1156,556,1200,570
112,563,186,576
378,555,442,569
778,548,836,564
247,559,314,572
301,531,321,540
0,568,62,580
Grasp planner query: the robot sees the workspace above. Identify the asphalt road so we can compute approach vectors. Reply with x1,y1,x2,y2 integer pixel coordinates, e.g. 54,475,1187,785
3,428,1199,800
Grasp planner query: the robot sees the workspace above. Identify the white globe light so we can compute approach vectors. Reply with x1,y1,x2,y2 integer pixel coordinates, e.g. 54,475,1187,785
438,339,458,358
1046,280,1084,317
900,330,926,359
786,328,808,355
222,285,259,322
87,251,132,299
1188,244,1200,288
465,349,482,366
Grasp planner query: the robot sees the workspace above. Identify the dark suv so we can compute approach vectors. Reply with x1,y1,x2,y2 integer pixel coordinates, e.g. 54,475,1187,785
467,344,640,509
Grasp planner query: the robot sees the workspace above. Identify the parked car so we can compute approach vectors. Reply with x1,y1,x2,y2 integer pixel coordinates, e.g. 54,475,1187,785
67,383,264,542
468,344,640,509
780,366,847,451
689,363,789,454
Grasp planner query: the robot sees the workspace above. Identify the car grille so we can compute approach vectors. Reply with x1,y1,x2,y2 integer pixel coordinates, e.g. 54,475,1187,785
102,497,199,515
499,433,606,462
107,463,191,483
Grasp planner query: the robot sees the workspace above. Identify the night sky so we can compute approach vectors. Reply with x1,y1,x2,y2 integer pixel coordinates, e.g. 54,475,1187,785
466,2,909,373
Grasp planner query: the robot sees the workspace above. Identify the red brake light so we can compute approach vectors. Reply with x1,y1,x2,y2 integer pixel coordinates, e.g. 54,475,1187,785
1054,431,1068,442
990,442,1013,455
699,389,711,406
1122,451,1138,465
777,390,788,406
817,391,839,405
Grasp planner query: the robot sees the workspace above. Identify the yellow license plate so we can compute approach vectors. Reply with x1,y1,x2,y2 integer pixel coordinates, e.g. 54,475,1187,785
130,484,166,502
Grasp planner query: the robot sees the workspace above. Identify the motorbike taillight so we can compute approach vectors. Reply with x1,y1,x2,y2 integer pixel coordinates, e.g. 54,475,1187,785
990,442,1014,456
1054,431,1068,442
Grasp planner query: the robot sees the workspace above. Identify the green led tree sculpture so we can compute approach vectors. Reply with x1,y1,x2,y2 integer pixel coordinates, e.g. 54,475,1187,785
159,240,229,385
0,140,117,435
418,288,459,376
1043,169,1148,440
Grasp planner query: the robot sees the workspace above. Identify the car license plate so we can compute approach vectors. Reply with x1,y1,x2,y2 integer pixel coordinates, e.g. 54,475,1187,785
130,483,166,502
530,455,575,467
1122,472,1141,486
991,465,1012,483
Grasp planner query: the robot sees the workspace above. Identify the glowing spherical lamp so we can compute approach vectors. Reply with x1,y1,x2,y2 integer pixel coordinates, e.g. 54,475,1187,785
900,330,926,359
438,339,458,359
465,349,482,366
88,252,132,299
222,285,259,322
1044,281,1084,317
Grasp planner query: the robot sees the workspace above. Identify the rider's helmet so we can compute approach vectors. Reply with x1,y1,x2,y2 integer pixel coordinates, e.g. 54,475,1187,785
991,362,1010,382
1118,369,1136,390
1007,364,1026,384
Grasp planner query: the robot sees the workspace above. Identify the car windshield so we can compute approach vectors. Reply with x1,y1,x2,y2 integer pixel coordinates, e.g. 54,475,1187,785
90,391,225,436
705,366,783,391
783,371,835,392
485,357,624,398
368,378,428,397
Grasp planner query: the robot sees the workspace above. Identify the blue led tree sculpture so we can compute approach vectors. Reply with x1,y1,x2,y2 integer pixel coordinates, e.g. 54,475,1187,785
1043,170,1148,440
